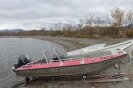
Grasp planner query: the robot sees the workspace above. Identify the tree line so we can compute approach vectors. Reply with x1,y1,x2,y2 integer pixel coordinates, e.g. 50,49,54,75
1,7,133,38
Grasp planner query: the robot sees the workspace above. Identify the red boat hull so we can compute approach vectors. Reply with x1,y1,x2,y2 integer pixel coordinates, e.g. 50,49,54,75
15,52,127,77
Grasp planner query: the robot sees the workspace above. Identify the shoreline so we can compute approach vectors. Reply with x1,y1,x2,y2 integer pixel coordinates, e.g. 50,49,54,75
1,36,131,50
33,36,131,50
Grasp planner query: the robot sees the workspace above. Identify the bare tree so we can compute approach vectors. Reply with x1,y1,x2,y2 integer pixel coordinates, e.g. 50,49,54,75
94,17,105,27
63,21,75,31
111,8,125,29
85,12,95,27
77,19,84,30
127,10,133,25
53,22,62,30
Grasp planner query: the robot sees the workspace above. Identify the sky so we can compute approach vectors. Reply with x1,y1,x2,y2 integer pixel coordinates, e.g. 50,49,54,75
0,0,133,30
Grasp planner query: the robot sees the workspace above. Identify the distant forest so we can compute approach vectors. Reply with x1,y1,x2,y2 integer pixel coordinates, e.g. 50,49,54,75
1,8,133,38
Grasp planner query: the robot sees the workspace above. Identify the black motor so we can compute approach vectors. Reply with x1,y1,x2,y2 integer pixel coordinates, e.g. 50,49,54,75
12,55,31,72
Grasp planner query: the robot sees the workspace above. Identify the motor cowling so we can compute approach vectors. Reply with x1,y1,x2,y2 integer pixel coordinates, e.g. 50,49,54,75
12,55,31,72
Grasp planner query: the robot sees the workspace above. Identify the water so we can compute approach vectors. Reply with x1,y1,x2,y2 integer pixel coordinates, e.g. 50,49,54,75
0,38,66,88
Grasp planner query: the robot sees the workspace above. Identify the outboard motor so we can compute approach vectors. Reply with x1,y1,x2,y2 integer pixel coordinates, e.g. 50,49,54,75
12,55,31,72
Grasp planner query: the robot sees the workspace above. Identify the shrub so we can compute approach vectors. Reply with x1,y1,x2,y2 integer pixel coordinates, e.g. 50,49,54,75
126,29,133,38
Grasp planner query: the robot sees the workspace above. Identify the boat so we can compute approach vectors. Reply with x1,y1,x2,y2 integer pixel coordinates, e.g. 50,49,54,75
13,49,127,77
66,40,133,58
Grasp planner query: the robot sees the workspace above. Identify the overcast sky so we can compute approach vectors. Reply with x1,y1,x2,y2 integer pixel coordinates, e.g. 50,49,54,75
0,0,132,30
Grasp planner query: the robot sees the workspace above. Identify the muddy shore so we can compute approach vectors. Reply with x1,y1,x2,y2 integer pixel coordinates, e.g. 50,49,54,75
34,36,130,51
11,36,133,88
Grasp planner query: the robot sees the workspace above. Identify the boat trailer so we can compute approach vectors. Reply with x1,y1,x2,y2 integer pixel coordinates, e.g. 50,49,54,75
24,73,131,84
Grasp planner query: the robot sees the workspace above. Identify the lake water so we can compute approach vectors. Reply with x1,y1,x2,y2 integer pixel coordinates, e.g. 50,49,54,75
0,38,66,88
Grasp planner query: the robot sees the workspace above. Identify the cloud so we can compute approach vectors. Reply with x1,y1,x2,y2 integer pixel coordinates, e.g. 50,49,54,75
0,0,132,30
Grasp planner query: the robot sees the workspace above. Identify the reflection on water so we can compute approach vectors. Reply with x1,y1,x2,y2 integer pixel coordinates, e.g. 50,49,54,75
0,38,66,88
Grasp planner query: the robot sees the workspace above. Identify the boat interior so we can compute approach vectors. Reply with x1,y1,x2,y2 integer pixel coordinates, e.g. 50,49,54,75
35,47,115,64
